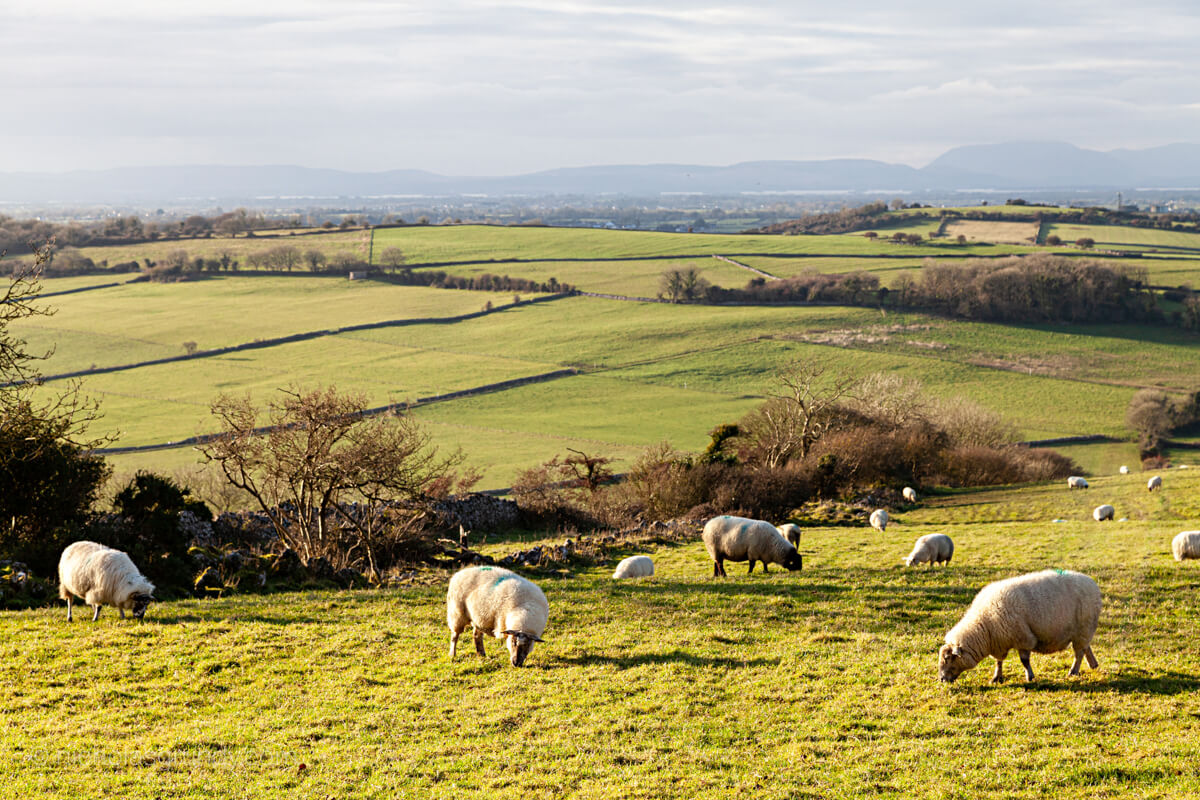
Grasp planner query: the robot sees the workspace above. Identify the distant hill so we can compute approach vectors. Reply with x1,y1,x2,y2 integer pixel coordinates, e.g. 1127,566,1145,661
3,142,1200,204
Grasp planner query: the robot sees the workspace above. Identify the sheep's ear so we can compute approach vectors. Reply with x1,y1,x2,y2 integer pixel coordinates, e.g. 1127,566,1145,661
951,646,962,658
528,634,544,643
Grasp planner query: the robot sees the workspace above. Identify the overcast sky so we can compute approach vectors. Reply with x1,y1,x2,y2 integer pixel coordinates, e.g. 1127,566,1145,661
3,0,1199,175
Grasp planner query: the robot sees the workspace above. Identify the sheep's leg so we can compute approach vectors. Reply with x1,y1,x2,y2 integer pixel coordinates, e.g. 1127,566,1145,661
449,630,459,660
119,608,126,620
66,596,73,623
990,656,1006,684
91,605,101,622
762,563,770,574
1084,646,1099,670
1019,650,1034,681
747,560,756,574
713,559,726,578
472,627,486,657
1068,643,1097,676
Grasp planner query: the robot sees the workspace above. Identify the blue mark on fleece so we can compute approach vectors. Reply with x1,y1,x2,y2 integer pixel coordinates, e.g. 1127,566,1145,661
1052,568,1067,575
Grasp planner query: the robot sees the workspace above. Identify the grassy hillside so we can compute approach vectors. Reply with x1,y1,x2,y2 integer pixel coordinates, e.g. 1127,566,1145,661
6,471,1200,797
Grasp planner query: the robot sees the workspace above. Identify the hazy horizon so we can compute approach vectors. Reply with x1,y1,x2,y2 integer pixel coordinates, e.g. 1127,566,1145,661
5,1,1199,175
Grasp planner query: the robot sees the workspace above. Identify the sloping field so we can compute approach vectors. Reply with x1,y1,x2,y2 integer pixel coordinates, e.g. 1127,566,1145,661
6,472,1200,797
71,229,372,266
942,219,1040,244
1047,223,1200,253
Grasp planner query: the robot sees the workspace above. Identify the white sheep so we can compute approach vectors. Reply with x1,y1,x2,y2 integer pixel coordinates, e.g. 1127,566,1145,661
702,515,803,578
1148,475,1162,492
776,523,802,549
612,555,654,579
58,541,156,622
1119,465,1130,475
1172,531,1200,561
1093,504,1115,522
869,508,889,533
1067,476,1088,489
904,534,953,567
447,566,548,667
902,487,918,503
938,569,1101,684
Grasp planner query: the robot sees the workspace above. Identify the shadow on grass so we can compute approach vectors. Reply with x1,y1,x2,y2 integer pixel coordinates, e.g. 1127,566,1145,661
972,670,1200,696
552,649,779,670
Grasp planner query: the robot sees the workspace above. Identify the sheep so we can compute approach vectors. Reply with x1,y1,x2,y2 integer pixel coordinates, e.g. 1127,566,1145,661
447,566,548,667
1172,531,1200,561
612,555,654,579
58,541,155,622
1067,476,1088,489
905,534,954,567
938,569,1101,684
702,515,803,578
869,508,889,533
1093,504,1115,522
1148,475,1162,492
902,487,918,503
776,523,802,549
1119,465,1130,475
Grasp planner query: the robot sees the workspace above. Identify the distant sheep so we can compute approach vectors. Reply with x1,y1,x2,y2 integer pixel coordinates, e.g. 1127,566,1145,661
939,569,1102,684
776,523,802,549
702,516,802,578
1067,476,1088,489
1148,475,1162,492
905,534,953,567
58,541,155,622
447,566,548,667
612,555,654,579
1172,531,1200,561
902,487,917,503
1093,504,1115,522
869,509,889,533
1119,465,1130,475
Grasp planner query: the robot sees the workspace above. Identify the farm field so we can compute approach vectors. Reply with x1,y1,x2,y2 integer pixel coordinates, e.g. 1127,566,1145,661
6,471,1200,798
942,219,1040,244
70,229,373,267
1046,223,1200,253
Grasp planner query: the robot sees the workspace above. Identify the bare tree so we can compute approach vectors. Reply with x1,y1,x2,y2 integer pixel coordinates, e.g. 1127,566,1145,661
379,246,406,271
740,359,859,467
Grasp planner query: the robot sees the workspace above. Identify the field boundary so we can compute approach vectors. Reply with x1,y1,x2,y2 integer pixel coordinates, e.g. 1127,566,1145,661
15,292,574,386
94,367,583,455
712,255,778,280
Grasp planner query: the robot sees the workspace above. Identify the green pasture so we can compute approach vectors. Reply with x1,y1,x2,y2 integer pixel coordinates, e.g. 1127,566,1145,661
1047,223,1200,253
15,277,508,374
732,255,928,281
7,475,1200,797
71,229,372,267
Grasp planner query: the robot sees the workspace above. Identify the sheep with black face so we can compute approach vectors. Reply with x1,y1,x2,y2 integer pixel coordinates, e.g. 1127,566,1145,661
447,566,549,667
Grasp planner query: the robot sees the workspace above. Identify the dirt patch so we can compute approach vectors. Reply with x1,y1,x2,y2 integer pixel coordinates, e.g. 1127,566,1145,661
790,323,945,351
967,353,1081,377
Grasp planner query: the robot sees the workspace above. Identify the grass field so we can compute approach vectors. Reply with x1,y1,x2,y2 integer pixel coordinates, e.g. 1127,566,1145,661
6,472,1200,797
1046,223,1200,253
942,220,1041,245
70,229,372,267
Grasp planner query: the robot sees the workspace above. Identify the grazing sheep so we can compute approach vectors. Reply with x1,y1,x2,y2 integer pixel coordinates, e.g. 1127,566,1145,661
776,523,802,549
612,555,654,579
1093,504,1115,522
1067,476,1088,489
702,515,803,578
447,566,548,667
1172,531,1200,561
1119,465,1130,475
58,541,155,622
938,569,1101,684
905,534,954,567
902,487,918,503
1148,475,1162,492
869,509,889,533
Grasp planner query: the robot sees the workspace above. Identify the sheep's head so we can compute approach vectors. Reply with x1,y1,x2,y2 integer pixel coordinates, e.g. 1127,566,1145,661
938,643,976,683
130,593,154,620
502,630,543,667
783,550,803,571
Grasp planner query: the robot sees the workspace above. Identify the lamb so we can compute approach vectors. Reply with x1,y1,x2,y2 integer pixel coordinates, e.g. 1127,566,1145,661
869,508,889,533
1067,476,1088,489
1093,504,1115,522
776,523,802,549
58,541,155,622
702,515,803,578
1172,531,1200,561
447,566,548,667
905,534,953,567
612,555,654,579
1119,465,1130,475
1148,475,1162,492
938,569,1101,684
902,487,918,503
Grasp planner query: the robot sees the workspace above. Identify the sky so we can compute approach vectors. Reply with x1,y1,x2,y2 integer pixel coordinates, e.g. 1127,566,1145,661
3,0,1199,175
